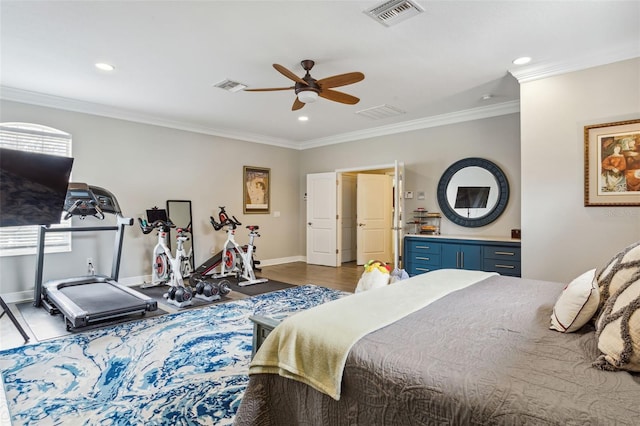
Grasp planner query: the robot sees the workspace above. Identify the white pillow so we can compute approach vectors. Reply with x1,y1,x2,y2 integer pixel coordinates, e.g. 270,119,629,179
550,269,600,333
594,278,640,372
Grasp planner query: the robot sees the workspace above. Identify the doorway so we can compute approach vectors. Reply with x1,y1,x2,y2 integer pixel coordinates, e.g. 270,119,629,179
306,161,404,269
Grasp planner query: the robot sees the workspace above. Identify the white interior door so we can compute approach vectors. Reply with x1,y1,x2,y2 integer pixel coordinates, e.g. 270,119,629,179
341,174,357,263
306,172,339,266
356,174,393,265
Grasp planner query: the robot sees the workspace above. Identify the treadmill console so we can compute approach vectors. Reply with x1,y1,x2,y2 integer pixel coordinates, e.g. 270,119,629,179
63,183,121,218
89,185,121,215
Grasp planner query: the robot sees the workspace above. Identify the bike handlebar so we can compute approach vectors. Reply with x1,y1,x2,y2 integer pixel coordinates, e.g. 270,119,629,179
138,217,175,235
210,206,242,231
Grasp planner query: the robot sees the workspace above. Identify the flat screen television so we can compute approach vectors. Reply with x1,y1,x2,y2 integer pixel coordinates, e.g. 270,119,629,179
0,147,74,227
454,186,490,209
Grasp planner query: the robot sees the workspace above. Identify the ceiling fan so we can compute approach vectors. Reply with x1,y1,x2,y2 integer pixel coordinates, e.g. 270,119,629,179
244,60,365,111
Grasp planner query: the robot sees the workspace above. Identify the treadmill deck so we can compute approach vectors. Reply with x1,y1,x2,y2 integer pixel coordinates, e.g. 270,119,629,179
44,276,157,329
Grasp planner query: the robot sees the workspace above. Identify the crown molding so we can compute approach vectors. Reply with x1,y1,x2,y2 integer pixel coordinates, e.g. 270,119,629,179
298,101,520,150
0,86,299,149
1,86,520,151
510,43,640,83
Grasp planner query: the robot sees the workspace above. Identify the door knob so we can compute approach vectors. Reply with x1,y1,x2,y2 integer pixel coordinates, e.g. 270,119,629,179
358,223,366,227
308,222,312,226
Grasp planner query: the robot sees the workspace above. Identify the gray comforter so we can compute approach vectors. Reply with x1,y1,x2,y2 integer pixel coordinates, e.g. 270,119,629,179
235,275,640,425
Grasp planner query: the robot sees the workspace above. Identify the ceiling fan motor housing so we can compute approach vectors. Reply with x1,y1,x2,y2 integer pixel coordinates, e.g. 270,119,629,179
295,77,320,103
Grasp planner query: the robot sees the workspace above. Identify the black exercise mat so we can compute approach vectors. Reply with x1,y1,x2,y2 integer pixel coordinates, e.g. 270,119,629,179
226,279,295,295
16,301,167,342
130,277,295,310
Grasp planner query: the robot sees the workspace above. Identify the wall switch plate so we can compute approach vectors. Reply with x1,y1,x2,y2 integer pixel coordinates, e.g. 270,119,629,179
417,192,425,200
404,191,413,199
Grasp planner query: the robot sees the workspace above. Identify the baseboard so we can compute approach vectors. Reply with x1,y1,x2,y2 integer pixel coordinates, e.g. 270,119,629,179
1,258,307,304
118,275,151,287
258,255,305,267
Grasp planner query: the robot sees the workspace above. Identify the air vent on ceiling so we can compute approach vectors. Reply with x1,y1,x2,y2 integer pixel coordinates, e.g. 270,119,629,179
364,0,425,27
356,104,406,120
214,79,248,92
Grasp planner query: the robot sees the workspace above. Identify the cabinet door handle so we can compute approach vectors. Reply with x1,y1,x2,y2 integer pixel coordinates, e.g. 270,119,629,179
416,245,430,249
416,267,431,272
495,251,515,256
495,264,515,269
416,256,430,261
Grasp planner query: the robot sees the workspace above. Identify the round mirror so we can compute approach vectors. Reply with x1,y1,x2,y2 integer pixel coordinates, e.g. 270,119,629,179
437,158,509,227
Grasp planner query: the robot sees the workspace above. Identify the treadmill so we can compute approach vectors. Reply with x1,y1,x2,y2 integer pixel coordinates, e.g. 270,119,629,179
34,183,157,330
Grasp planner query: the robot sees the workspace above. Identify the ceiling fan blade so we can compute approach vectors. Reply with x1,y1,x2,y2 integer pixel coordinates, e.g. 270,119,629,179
317,72,365,89
273,64,308,86
244,86,295,92
292,97,305,111
319,89,360,105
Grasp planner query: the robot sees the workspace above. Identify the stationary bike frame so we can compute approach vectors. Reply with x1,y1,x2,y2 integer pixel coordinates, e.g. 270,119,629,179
139,217,194,307
191,206,267,287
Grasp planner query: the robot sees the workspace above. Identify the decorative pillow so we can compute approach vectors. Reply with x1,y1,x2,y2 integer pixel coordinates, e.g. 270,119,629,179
595,240,640,313
550,269,599,333
594,275,640,372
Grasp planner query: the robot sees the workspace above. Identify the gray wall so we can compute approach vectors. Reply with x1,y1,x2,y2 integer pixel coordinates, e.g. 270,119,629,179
298,113,522,243
0,100,301,298
521,58,640,283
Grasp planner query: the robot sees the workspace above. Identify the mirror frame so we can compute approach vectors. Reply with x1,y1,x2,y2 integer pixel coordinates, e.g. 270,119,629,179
436,157,509,228
166,199,195,270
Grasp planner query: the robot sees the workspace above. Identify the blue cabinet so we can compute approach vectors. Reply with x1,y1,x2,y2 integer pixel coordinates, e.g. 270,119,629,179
441,244,481,270
404,236,521,277
404,239,441,275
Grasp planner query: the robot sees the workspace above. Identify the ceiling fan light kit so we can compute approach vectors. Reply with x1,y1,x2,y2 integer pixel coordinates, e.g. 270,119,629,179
297,90,318,104
245,59,365,111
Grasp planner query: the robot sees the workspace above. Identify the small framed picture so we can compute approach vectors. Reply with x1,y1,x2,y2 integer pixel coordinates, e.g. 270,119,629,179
243,166,270,214
584,119,640,206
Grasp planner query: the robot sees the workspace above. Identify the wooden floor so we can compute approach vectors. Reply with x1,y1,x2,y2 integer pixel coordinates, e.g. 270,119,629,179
0,261,362,351
257,261,361,293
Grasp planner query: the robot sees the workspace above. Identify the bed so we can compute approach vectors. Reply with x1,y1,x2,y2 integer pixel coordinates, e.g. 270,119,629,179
235,253,640,425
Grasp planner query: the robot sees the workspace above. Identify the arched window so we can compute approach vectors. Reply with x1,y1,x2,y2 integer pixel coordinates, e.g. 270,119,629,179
0,122,72,256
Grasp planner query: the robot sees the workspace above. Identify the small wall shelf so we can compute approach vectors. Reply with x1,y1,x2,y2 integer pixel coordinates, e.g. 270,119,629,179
408,210,441,235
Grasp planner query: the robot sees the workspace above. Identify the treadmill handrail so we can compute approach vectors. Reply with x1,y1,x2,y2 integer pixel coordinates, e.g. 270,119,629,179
33,213,133,307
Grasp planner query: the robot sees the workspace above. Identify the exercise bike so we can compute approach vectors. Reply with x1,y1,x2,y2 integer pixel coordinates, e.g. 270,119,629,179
139,208,194,307
190,206,267,287
139,208,193,287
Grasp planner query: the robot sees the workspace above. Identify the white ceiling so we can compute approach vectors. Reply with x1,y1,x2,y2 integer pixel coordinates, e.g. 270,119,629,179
1,1,639,149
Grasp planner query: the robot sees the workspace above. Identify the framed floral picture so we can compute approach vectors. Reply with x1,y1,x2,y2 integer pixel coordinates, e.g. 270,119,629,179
584,119,640,206
243,166,270,214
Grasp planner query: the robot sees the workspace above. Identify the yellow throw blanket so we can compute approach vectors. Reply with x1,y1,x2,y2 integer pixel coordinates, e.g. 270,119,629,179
249,269,498,400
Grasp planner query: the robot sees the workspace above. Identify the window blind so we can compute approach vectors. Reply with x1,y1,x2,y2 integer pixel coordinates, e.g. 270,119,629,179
0,122,72,256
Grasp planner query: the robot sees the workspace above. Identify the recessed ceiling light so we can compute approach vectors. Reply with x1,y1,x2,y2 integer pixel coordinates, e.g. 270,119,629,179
95,63,115,71
512,57,531,65
298,116,309,122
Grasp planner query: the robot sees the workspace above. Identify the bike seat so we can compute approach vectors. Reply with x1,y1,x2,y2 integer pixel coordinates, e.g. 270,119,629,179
247,225,259,231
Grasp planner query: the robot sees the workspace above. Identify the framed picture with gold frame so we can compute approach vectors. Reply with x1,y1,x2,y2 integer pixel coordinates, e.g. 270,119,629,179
243,166,270,214
584,119,640,206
